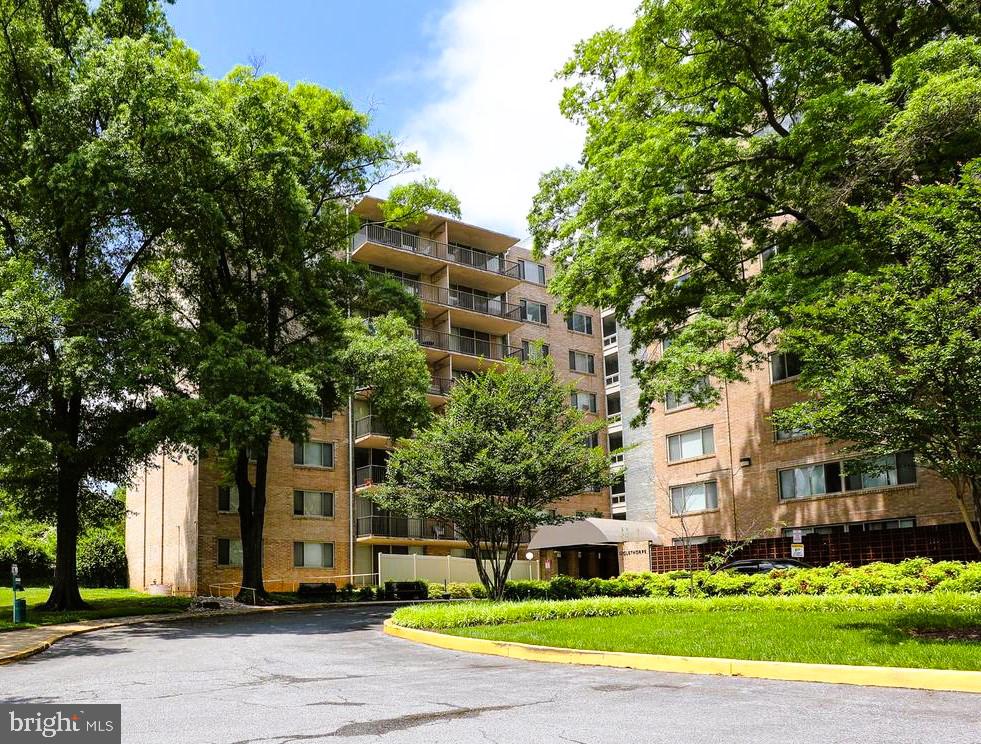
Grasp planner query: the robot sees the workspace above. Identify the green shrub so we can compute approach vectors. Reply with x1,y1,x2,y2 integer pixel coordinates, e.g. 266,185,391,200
76,529,127,588
356,586,376,601
0,521,55,584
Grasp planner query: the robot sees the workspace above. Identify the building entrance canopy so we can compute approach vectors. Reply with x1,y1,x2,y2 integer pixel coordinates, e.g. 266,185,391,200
527,518,658,550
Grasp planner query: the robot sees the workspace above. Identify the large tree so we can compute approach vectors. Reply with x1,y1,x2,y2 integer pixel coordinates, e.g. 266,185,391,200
0,0,211,609
530,0,981,415
148,68,453,603
774,166,981,550
369,356,613,600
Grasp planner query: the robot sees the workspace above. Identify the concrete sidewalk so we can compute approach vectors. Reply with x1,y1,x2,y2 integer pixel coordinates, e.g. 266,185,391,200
0,599,424,665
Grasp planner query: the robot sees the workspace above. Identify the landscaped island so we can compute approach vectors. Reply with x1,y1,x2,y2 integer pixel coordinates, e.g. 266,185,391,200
391,593,981,671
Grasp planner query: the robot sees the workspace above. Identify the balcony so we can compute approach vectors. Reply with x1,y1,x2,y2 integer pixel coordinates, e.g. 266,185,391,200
414,327,525,371
352,224,522,292
353,415,392,448
355,464,387,490
356,515,462,544
373,272,522,333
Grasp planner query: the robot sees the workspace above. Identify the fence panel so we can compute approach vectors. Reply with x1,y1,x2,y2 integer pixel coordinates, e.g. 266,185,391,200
378,553,540,585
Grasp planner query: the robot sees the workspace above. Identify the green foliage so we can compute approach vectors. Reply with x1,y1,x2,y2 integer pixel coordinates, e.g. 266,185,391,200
76,529,127,588
530,0,981,427
0,518,55,585
426,582,486,599
370,356,614,600
380,178,461,226
390,592,981,631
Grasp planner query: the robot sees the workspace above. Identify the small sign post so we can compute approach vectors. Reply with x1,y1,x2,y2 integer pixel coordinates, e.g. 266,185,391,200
792,528,803,543
791,543,805,559
11,563,19,623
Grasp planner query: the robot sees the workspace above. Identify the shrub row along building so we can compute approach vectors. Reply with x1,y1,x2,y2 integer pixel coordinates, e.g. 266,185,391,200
126,200,972,594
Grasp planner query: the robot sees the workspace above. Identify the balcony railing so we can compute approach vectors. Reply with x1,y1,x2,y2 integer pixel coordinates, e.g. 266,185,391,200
355,465,387,489
372,272,521,321
605,372,620,387
607,411,622,425
603,333,618,348
353,224,521,279
429,376,454,397
415,327,525,361
356,515,460,541
354,415,390,440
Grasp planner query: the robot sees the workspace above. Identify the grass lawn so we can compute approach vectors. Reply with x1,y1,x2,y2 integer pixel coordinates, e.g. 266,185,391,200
0,587,192,632
394,594,981,671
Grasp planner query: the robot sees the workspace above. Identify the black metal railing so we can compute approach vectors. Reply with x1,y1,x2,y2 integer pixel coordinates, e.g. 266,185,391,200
353,415,390,440
353,224,521,279
414,327,524,361
356,515,461,540
428,376,454,396
372,272,522,321
354,465,387,489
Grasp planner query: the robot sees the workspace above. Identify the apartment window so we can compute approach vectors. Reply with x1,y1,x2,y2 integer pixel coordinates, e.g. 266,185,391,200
217,485,239,513
520,299,547,325
571,391,598,413
293,441,334,468
665,376,709,411
844,452,916,491
569,350,595,374
778,461,842,500
782,518,915,537
307,401,332,419
667,426,715,462
672,535,721,546
778,451,915,501
293,541,334,568
774,419,811,442
566,312,593,335
293,490,334,518
520,260,546,285
584,432,600,449
670,481,719,514
770,352,802,382
217,538,243,566
521,340,550,359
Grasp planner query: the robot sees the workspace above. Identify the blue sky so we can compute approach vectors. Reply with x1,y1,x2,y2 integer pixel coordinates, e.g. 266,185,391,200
165,0,636,237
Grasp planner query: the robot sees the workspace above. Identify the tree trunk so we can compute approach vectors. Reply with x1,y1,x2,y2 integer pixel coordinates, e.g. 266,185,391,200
42,473,88,611
963,479,981,554
235,444,271,604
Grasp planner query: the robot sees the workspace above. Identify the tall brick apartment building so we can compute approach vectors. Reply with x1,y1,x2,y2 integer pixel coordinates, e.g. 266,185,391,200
605,250,967,549
125,198,612,595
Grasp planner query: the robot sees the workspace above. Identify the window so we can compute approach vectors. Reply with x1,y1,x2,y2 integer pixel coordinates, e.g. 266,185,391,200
665,376,709,411
569,350,595,374
521,340,550,359
570,391,598,413
217,538,243,566
293,441,334,468
774,423,810,441
672,535,721,546
760,245,779,266
566,312,593,335
520,260,546,285
520,299,547,324
307,401,332,419
292,542,334,568
778,461,842,500
584,432,600,448
770,352,802,382
670,481,719,514
779,452,915,501
782,517,915,537
844,451,916,491
217,485,239,513
667,426,715,462
293,490,334,518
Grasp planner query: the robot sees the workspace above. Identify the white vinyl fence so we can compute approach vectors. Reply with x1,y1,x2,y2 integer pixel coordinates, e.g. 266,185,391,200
378,553,540,585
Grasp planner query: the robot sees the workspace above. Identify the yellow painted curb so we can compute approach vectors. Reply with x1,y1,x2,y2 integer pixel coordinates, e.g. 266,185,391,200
383,620,981,694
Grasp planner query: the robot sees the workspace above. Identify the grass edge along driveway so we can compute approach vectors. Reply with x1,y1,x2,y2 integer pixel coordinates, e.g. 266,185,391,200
391,594,981,671
0,587,191,631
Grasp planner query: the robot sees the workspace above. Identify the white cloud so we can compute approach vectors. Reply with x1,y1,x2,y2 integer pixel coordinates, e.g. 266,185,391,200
395,0,637,239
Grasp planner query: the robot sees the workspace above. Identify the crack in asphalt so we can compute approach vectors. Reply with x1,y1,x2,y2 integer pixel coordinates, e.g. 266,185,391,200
225,701,543,742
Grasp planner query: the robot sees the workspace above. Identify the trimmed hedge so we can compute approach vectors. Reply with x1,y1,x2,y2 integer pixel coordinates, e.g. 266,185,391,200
419,559,981,601
391,592,981,630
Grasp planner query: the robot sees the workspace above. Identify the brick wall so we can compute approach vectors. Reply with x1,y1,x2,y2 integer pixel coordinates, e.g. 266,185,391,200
648,523,980,572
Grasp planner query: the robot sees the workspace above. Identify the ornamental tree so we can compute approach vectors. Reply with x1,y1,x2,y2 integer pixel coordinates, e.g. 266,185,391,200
774,166,981,551
0,0,211,609
530,0,981,417
369,356,613,600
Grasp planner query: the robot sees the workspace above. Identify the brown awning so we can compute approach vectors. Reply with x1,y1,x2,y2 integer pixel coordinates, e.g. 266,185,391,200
528,518,658,550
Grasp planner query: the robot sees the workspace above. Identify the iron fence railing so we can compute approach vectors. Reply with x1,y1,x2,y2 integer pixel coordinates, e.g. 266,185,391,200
414,327,524,361
372,272,521,321
355,464,387,489
354,415,390,440
353,224,521,278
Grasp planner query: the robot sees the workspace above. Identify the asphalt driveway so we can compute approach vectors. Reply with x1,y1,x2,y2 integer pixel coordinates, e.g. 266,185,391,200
0,606,978,743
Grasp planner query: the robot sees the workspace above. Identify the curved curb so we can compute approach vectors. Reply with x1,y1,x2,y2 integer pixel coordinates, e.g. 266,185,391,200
0,599,428,666
383,620,981,694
